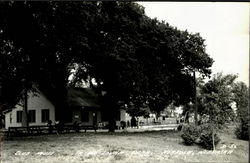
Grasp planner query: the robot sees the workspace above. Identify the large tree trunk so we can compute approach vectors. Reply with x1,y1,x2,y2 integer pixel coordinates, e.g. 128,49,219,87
102,93,117,132
108,105,117,132
212,125,215,151
55,89,68,123
108,117,116,132
52,73,69,123
22,88,28,126
22,87,29,133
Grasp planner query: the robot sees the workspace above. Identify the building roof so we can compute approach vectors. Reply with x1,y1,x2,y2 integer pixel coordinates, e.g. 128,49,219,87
67,87,101,108
4,87,101,114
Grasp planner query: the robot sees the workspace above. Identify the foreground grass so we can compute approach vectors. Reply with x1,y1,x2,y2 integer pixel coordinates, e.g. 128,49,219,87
0,127,248,163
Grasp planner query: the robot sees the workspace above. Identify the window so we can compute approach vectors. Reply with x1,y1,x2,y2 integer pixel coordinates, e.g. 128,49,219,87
16,111,23,123
28,110,36,123
81,110,89,122
42,109,50,123
10,113,12,124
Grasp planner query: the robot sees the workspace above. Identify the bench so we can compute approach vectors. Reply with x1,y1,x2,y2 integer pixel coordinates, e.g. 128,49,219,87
79,125,97,132
57,125,97,133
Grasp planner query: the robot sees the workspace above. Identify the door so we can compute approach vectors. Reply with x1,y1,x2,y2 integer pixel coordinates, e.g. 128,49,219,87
92,112,97,128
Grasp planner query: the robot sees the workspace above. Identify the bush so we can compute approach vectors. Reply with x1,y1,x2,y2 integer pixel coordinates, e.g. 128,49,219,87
180,123,221,150
235,106,249,140
199,124,220,150
235,121,249,140
181,124,200,145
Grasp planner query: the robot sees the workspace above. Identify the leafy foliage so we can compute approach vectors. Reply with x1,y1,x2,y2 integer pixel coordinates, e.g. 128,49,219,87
196,73,249,141
181,123,221,150
235,123,249,140
197,73,237,126
199,124,220,150
0,1,100,117
126,104,150,118
0,2,214,125
181,124,200,145
182,74,248,149
232,82,249,140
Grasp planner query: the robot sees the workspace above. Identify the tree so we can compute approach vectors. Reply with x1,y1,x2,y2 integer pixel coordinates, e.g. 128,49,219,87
71,2,213,119
199,73,237,124
0,2,214,132
232,81,249,140
197,73,238,150
0,1,100,122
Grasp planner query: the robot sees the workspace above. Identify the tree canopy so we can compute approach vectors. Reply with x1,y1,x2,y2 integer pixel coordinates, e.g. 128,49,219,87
195,73,241,126
0,2,214,121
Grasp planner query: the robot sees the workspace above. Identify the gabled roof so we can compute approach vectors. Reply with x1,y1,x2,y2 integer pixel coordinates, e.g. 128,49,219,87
67,87,101,108
4,86,101,114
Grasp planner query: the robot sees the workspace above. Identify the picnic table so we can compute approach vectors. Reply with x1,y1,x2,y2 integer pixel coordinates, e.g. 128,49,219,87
5,124,97,138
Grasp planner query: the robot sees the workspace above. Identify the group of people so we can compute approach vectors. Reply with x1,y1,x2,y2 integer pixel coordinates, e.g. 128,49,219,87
47,117,141,132
176,117,185,124
47,120,79,134
119,117,139,129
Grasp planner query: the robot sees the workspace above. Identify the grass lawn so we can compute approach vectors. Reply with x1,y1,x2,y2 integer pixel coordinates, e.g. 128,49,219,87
0,126,248,163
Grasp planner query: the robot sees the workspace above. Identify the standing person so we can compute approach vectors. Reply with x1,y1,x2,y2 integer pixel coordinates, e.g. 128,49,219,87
136,117,139,129
153,118,156,124
127,120,130,128
54,121,59,135
131,116,136,128
47,120,53,134
59,121,64,133
180,117,184,123
73,121,79,133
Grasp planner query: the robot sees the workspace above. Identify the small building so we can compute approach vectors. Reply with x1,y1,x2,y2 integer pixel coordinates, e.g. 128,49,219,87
3,87,125,129
4,90,56,129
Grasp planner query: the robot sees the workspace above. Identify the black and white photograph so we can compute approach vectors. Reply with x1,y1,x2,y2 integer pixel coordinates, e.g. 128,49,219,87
0,1,249,163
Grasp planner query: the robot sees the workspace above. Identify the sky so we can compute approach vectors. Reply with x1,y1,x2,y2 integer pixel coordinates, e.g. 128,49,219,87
137,2,249,85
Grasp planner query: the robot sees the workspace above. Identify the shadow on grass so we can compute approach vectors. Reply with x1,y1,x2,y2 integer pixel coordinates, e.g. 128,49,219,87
2,129,181,142
95,129,179,136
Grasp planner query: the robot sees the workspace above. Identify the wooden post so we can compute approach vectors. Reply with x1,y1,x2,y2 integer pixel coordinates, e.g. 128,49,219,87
193,71,198,125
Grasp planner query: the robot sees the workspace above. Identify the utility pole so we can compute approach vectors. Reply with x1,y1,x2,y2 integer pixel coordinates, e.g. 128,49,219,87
0,74,2,128
193,71,198,125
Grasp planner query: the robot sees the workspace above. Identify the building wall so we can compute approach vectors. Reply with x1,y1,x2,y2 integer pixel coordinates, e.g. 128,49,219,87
99,109,126,127
120,109,126,121
70,108,102,126
4,91,55,129
115,109,126,127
